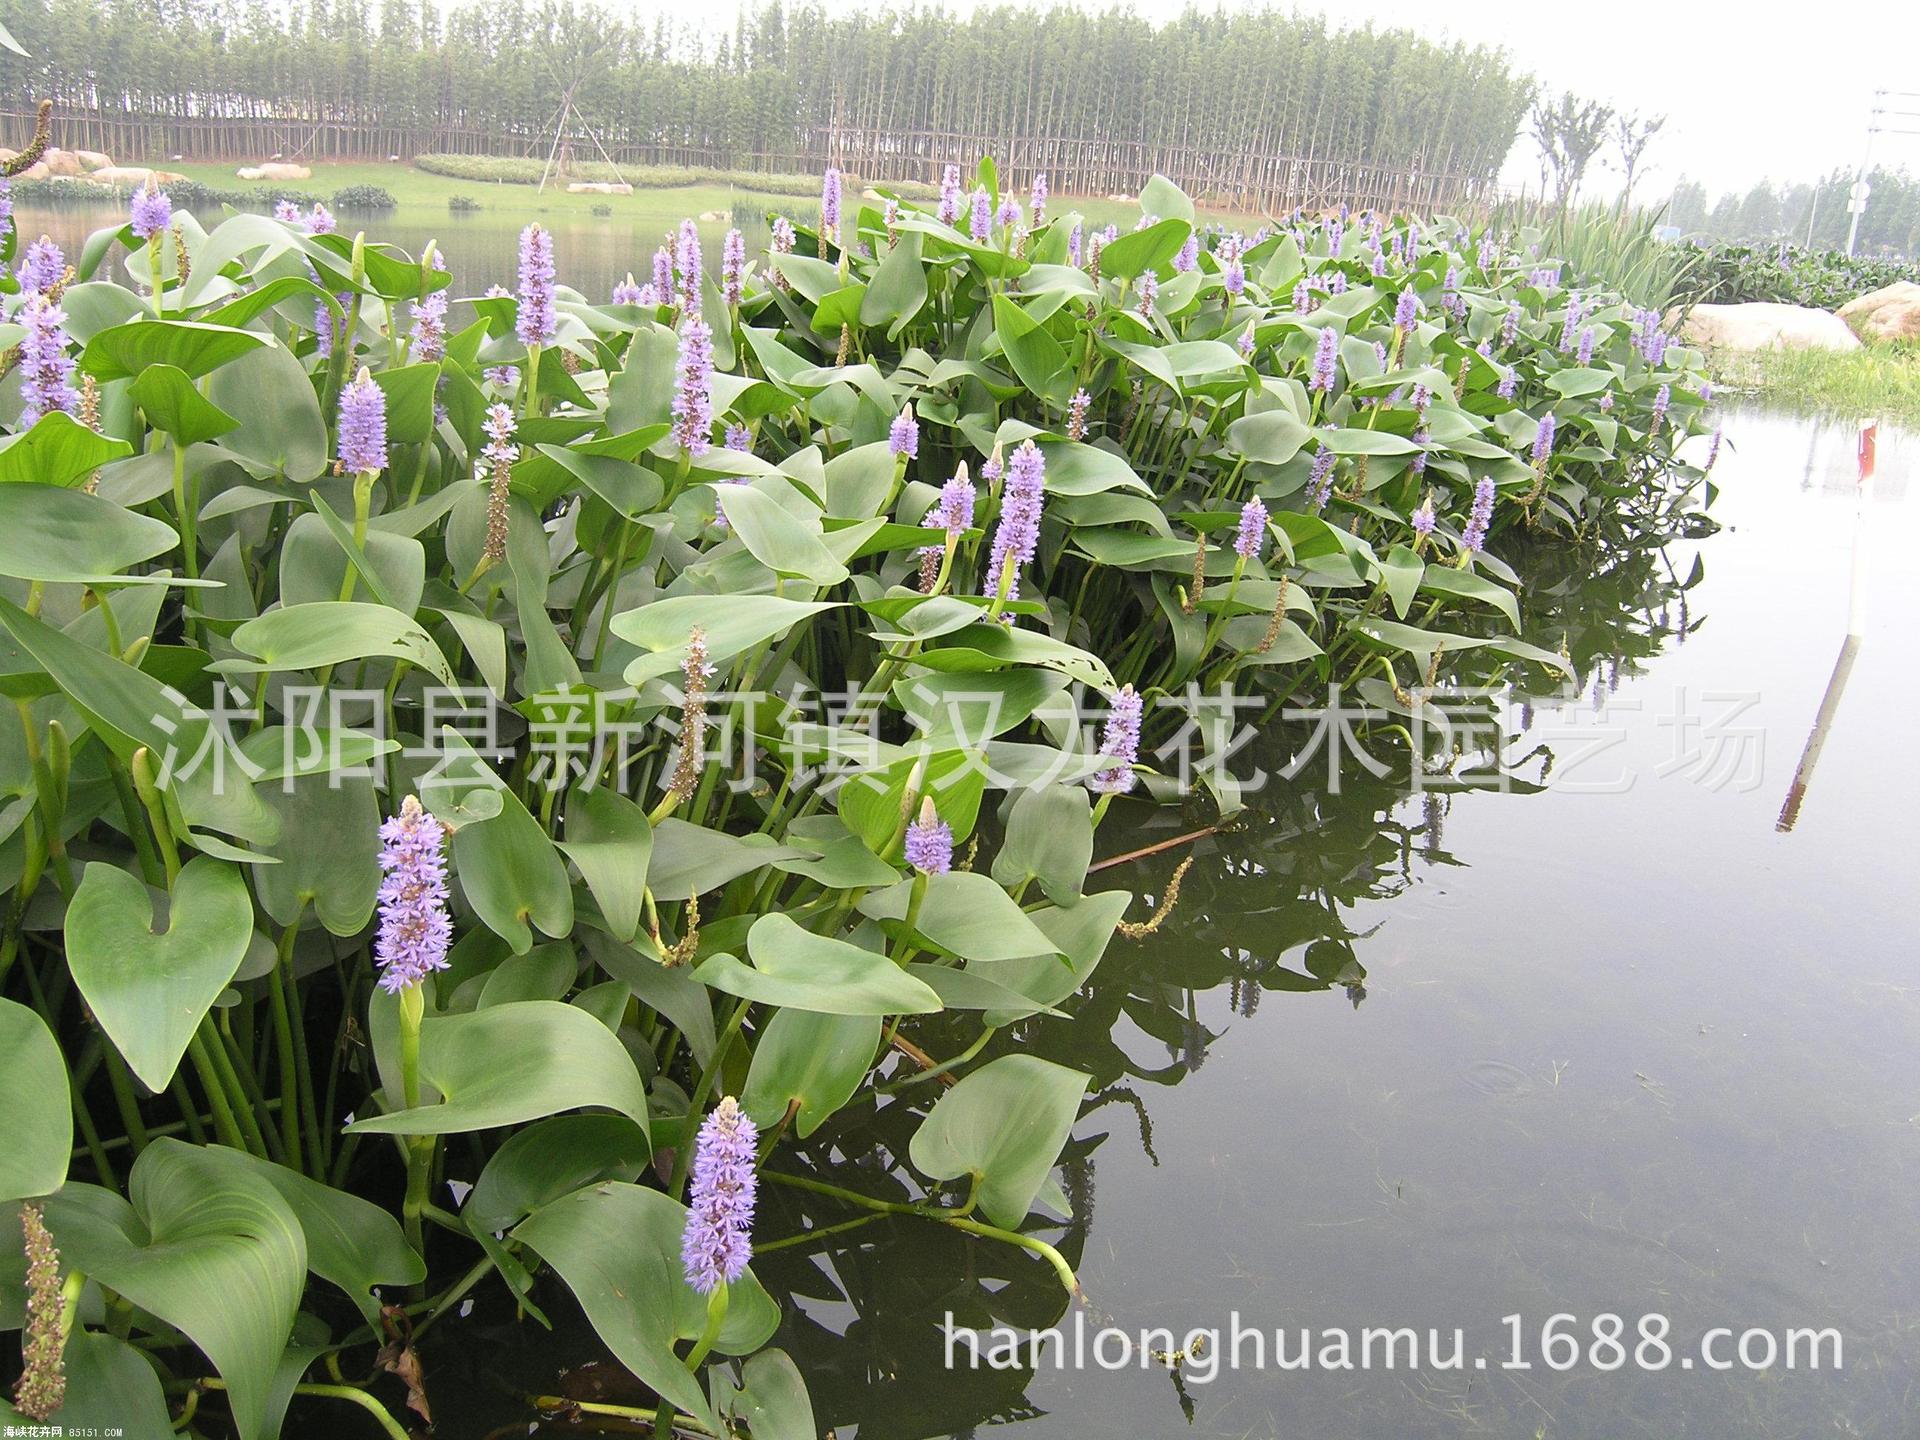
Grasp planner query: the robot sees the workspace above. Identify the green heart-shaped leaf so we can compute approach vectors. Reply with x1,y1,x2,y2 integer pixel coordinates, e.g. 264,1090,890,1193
908,1054,1090,1229
513,1183,779,1425
0,999,70,1201
65,857,255,1091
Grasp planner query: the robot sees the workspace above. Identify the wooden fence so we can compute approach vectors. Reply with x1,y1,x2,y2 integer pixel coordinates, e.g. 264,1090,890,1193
3,106,1492,215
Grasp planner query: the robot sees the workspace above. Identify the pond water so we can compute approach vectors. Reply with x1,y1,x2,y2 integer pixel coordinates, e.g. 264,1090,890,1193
15,198,1914,1434
416,409,1919,1437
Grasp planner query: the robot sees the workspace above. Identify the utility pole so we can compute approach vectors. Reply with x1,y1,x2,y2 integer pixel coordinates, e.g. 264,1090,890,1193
1846,89,1920,257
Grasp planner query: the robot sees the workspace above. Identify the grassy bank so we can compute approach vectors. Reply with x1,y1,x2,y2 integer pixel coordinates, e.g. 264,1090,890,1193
152,159,1260,233
1711,343,1920,428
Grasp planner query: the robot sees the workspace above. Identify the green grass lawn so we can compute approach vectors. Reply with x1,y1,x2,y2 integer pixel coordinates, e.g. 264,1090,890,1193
166,159,1265,233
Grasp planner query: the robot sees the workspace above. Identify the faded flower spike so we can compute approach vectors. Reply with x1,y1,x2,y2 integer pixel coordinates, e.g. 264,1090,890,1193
681,1096,758,1294
12,1204,65,1421
669,628,715,803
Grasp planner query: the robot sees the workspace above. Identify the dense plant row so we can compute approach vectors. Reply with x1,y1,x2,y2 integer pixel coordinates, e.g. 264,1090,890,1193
9,174,393,216
0,0,1529,196
1673,239,1917,311
0,161,1713,1437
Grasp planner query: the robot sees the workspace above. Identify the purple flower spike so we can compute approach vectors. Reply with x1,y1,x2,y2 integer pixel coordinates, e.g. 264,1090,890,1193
725,423,752,453
1174,234,1199,272
1309,325,1339,394
1307,444,1338,511
996,193,1022,230
905,798,953,875
337,368,388,473
374,795,453,993
653,244,675,301
938,164,963,226
681,1096,758,1295
673,317,714,457
1030,172,1049,226
1224,258,1246,297
969,187,992,244
890,404,920,460
1463,475,1496,553
516,223,557,347
1411,495,1436,537
984,440,1046,603
1652,383,1671,429
16,237,64,294
409,290,448,362
1394,287,1419,333
304,203,335,236
676,218,704,314
1531,413,1557,468
936,465,975,533
722,229,746,306
130,184,172,240
17,295,78,425
821,168,843,234
612,274,645,306
274,198,299,223
1577,326,1596,366
1089,685,1144,795
1235,497,1268,562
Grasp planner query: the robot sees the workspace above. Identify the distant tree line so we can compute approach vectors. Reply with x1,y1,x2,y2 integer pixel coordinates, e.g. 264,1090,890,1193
1663,166,1919,257
0,0,1533,207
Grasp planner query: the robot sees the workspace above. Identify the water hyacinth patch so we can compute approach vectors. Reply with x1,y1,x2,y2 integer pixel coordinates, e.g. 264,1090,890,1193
0,161,1719,1440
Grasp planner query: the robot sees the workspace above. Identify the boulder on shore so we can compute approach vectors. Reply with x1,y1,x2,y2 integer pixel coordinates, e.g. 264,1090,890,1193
238,162,313,182
1675,302,1861,353
88,165,189,187
73,149,113,171
566,180,633,195
38,148,87,177
1836,281,1920,343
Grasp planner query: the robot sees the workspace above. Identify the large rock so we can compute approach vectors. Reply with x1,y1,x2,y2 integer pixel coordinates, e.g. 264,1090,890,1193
88,165,189,186
1676,302,1861,353
237,162,312,181
566,180,632,195
1836,281,1920,343
38,148,87,177
73,148,113,171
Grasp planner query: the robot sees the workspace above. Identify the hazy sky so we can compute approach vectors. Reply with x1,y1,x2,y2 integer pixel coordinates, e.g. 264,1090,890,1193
628,0,1920,200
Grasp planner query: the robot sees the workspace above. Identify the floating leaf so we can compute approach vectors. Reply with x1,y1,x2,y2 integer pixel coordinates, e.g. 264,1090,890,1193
907,1055,1090,1228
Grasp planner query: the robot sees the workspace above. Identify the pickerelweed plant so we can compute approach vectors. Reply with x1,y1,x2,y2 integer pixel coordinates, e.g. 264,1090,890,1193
0,161,1717,1437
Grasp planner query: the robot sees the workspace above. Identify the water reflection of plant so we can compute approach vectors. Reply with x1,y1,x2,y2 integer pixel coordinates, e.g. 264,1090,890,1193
724,530,1701,1438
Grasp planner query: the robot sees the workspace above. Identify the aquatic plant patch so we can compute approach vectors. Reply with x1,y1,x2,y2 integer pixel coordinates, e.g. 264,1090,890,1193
0,161,1718,1435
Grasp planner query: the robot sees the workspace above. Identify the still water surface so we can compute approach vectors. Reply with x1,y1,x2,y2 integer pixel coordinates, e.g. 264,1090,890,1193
17,200,1914,1434
445,413,1915,1437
